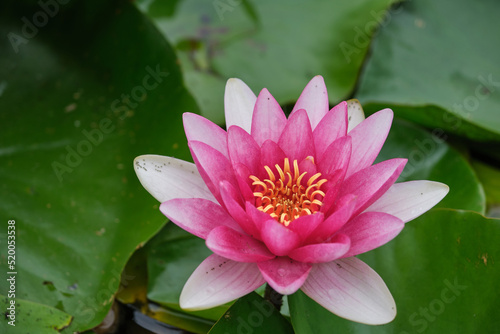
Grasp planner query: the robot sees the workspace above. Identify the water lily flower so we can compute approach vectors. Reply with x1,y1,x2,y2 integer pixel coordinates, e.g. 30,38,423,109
134,76,449,325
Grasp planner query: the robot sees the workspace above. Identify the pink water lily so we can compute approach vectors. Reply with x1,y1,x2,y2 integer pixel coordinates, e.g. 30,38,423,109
134,76,448,325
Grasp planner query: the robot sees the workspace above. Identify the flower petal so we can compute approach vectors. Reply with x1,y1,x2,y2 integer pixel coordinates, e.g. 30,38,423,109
219,181,260,238
260,139,287,178
180,254,265,310
301,257,396,325
261,219,301,256
206,226,275,262
228,125,261,175
278,109,315,162
346,108,393,179
291,75,329,130
189,140,239,205
308,194,357,243
337,158,407,217
317,136,352,178
258,257,312,295
289,234,350,263
224,78,257,133
160,198,242,239
251,88,287,146
364,181,450,223
183,112,228,158
287,213,324,243
346,99,365,132
313,101,348,159
134,155,216,203
339,212,404,258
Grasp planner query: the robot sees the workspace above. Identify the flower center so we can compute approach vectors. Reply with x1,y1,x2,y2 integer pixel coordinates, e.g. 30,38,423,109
249,158,327,226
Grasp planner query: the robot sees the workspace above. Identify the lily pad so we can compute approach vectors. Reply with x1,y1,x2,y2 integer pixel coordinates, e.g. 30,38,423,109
377,119,485,213
208,292,294,334
136,0,398,124
289,209,500,333
0,0,198,331
0,296,72,334
357,0,500,142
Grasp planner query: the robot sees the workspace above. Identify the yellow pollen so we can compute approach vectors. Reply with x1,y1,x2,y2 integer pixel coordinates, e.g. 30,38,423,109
250,159,328,227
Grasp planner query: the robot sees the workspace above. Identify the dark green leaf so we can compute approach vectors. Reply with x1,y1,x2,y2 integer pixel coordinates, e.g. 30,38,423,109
0,1,198,331
209,292,294,334
357,0,500,141
0,296,72,333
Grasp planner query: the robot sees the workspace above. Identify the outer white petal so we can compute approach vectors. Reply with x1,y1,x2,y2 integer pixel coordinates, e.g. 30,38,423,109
224,78,257,133
364,181,449,222
301,257,396,325
134,155,216,203
180,254,265,310
347,99,365,132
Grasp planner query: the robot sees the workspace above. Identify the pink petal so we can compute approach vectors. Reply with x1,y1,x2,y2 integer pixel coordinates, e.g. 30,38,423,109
134,155,216,203
317,136,352,178
160,198,242,239
228,126,261,175
291,76,329,130
337,158,407,217
287,213,324,243
220,181,260,239
308,194,357,244
346,99,365,132
251,88,287,146
189,140,239,205
245,201,273,233
313,101,348,158
346,109,393,179
278,109,315,163
364,181,449,223
339,212,404,258
260,139,286,177
183,113,228,158
289,233,350,263
233,163,256,202
301,257,396,325
258,257,312,295
224,78,257,133
206,226,275,262
180,254,265,310
261,219,301,256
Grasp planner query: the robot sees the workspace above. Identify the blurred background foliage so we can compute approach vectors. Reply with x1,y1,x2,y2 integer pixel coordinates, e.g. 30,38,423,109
0,0,499,333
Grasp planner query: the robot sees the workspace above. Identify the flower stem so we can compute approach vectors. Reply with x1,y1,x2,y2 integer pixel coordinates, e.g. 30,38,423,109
264,284,283,311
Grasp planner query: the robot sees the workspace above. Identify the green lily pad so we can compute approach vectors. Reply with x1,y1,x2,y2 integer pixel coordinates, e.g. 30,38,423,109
377,119,485,213
0,0,198,332
289,209,500,333
136,0,398,124
357,0,500,142
472,160,500,217
208,292,294,334
0,296,72,334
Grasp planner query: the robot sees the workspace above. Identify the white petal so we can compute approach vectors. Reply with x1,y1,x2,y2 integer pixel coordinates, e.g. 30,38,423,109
134,155,216,203
180,254,265,310
364,181,449,222
301,257,396,325
224,78,257,133
346,99,365,133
